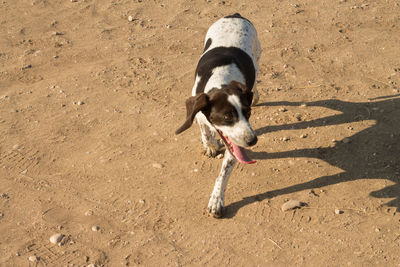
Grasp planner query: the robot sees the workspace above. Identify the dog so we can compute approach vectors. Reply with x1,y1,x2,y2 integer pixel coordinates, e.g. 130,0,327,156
175,13,261,218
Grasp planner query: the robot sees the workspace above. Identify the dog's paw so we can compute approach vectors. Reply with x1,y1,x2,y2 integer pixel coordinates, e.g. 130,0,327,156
204,144,225,158
204,146,218,158
207,195,224,218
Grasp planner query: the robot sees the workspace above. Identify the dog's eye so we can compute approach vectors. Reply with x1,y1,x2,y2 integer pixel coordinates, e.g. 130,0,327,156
223,112,233,122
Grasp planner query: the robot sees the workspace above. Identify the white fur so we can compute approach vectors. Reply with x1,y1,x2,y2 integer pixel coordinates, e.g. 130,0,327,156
214,95,256,147
192,65,246,96
207,151,236,216
205,65,245,94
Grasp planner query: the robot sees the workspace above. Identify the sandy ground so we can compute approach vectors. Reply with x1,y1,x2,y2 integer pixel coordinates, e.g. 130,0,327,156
1,0,400,266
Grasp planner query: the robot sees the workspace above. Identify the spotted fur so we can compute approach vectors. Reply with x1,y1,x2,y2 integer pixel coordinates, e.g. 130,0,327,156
176,13,261,217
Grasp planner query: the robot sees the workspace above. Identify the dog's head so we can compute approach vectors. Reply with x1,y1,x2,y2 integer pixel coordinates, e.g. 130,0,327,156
175,81,257,163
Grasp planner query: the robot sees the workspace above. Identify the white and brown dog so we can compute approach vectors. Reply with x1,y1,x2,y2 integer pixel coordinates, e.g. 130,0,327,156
176,13,261,217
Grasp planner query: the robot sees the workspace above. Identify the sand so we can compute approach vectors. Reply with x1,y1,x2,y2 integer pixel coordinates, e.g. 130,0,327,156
1,0,400,266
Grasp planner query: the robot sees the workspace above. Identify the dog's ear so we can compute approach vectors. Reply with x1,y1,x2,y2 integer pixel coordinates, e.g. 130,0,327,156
229,81,253,105
175,93,209,134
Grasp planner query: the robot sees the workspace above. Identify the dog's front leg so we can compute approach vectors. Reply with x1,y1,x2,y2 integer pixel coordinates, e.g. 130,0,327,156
207,150,237,217
197,116,223,157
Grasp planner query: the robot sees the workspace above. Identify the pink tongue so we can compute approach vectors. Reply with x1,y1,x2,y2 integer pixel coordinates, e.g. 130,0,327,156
231,142,256,164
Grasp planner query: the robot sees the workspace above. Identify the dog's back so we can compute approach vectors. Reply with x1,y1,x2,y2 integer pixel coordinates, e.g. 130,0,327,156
204,13,261,69
192,13,261,96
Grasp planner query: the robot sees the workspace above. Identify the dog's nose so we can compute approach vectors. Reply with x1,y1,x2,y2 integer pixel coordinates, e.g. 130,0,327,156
247,135,258,146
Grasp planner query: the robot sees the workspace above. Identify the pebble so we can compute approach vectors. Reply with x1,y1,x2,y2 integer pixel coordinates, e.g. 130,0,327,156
128,16,134,22
87,264,97,267
335,209,344,214
281,200,307,211
84,210,93,216
279,107,287,112
77,101,85,105
13,144,20,150
91,225,100,232
50,233,64,244
342,137,351,143
138,199,145,204
300,134,308,138
152,163,164,169
21,64,32,70
28,255,39,262
282,137,290,141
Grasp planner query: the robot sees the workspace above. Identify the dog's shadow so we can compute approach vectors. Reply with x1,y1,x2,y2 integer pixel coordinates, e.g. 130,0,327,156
224,95,400,218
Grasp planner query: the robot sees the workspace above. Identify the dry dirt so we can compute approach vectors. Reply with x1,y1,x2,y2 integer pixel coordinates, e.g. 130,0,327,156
1,0,400,266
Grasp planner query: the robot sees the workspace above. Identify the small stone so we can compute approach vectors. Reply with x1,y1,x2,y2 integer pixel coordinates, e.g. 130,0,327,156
128,16,134,22
279,107,287,112
375,227,380,232
281,200,307,211
84,210,93,216
335,209,344,214
138,199,145,204
29,255,39,262
77,101,85,105
91,225,100,232
282,137,290,141
50,233,64,244
21,64,32,70
300,134,308,138
193,168,199,173
342,137,351,143
71,0,78,2
10,109,19,113
87,264,96,267
0,212,4,218
152,163,164,169
13,144,20,150
166,25,172,29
